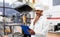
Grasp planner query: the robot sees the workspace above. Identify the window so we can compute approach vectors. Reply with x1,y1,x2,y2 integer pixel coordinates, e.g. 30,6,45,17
53,0,60,6
0,0,20,23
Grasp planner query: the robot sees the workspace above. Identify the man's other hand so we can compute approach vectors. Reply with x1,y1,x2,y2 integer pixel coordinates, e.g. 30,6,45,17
28,29,35,35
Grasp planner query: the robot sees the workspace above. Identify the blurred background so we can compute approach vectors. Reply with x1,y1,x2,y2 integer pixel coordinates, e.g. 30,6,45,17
0,0,60,37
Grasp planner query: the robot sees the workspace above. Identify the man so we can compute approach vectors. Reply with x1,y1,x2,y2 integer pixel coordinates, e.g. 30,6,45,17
28,4,49,37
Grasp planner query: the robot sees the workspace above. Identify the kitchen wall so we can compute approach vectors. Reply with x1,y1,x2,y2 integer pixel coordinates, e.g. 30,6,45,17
30,0,60,26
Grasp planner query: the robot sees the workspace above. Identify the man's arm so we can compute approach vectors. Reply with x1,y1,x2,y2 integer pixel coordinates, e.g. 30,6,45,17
29,15,40,35
33,15,40,25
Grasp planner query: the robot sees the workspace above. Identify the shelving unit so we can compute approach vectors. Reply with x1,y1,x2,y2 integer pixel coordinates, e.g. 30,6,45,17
0,0,31,37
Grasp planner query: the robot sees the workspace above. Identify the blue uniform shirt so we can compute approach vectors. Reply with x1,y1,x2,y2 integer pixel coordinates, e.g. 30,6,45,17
21,25,30,35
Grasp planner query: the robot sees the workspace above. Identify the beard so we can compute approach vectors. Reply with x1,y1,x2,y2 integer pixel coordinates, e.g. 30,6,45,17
36,13,42,16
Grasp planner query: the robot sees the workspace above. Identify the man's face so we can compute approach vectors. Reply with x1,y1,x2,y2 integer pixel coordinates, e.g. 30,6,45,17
35,10,43,16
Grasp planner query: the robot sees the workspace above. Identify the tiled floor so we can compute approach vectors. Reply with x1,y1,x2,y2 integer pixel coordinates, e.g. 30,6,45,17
46,32,60,37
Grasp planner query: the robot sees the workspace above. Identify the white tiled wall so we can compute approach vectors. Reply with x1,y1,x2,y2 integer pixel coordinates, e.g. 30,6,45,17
46,6,60,25
29,0,60,26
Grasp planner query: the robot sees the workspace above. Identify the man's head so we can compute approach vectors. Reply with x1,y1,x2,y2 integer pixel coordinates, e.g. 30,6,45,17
34,4,44,17
35,10,43,16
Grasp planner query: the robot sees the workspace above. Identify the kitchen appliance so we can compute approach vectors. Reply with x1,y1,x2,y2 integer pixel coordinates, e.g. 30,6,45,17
54,23,60,31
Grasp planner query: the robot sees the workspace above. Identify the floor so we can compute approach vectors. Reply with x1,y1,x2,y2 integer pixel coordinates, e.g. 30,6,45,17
46,32,60,37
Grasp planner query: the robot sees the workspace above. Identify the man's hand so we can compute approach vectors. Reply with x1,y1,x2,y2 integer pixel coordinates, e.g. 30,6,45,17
28,29,35,35
33,15,40,25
